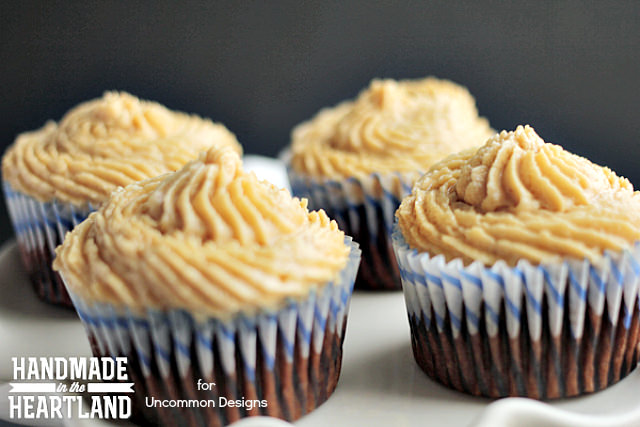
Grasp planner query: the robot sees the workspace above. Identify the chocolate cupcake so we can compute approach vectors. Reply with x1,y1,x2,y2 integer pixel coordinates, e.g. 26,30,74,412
286,77,493,290
393,125,640,398
2,92,241,306
53,147,360,426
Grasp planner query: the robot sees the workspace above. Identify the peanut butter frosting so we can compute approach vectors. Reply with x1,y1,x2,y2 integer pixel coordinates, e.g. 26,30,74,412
2,92,242,206
397,125,640,266
290,77,493,180
53,147,350,317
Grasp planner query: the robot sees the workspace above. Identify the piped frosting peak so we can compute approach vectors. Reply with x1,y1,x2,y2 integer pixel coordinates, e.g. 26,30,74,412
3,91,241,206
54,147,350,317
290,77,493,179
397,125,640,266
454,125,631,213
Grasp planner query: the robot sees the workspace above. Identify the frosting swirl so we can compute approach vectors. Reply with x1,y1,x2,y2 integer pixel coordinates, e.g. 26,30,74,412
2,92,241,206
53,147,350,317
397,125,640,266
290,77,493,180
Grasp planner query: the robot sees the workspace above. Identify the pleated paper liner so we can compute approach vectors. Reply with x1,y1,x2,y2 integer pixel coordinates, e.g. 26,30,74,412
63,237,361,427
392,226,640,399
284,158,413,291
3,181,95,307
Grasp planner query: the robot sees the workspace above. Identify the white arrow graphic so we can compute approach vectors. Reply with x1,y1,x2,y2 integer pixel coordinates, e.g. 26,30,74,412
9,383,56,393
87,383,134,393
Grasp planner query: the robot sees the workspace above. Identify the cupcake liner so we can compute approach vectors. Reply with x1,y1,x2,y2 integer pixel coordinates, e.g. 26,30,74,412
285,158,412,291
3,181,95,307
392,225,640,399
63,237,361,426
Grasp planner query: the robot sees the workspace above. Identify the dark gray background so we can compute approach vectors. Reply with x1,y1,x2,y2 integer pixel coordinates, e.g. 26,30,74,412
1,1,639,245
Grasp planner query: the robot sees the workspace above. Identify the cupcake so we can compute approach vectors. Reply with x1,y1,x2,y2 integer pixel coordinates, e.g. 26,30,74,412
286,77,493,290
53,147,360,426
2,92,241,306
393,125,640,399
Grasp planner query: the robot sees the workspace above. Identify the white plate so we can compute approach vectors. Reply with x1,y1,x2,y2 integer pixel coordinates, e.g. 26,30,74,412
1,156,640,427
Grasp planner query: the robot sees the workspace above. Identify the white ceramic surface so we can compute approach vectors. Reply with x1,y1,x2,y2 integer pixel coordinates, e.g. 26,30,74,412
243,155,291,192
1,156,639,427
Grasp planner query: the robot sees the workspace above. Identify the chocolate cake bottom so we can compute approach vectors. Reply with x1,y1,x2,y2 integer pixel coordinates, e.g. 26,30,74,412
336,204,400,291
20,243,72,307
86,317,348,427
409,297,640,399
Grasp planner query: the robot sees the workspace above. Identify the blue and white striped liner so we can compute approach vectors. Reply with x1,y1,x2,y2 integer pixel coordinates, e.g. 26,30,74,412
64,236,360,387
283,151,416,290
392,224,640,398
392,225,640,343
287,168,413,237
3,180,95,305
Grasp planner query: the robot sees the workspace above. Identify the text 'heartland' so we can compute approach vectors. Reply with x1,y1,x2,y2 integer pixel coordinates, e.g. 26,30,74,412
9,357,132,420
